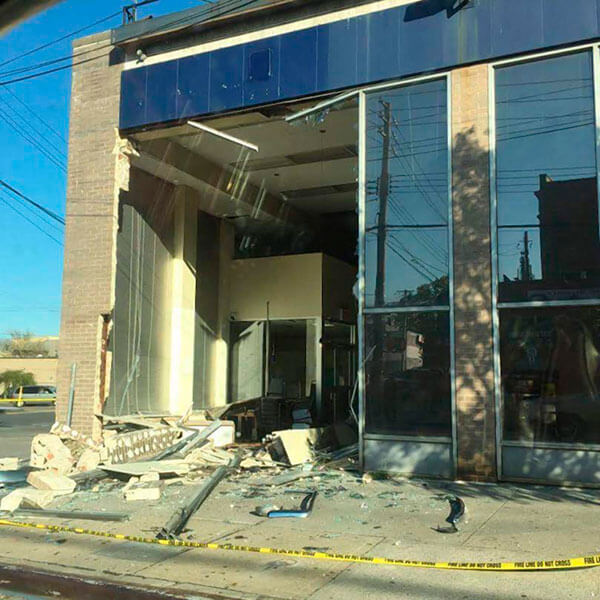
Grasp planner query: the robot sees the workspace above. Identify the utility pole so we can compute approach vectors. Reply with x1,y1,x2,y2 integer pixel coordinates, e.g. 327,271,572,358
374,101,392,306
371,101,392,423
519,230,533,281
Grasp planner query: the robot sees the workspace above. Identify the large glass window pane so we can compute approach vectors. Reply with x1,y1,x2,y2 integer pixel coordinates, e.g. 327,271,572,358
500,306,600,444
365,78,449,308
364,312,451,436
495,51,599,302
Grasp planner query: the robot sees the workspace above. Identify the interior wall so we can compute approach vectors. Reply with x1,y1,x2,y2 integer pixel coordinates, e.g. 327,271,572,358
214,221,234,406
168,188,198,414
229,253,324,321
322,254,358,321
193,210,221,409
106,169,176,415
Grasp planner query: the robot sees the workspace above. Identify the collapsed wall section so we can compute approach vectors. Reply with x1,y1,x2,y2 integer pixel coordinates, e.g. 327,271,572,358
104,169,177,416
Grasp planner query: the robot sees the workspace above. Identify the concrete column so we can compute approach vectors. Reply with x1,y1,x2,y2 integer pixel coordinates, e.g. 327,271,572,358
169,188,198,414
451,65,497,481
211,221,234,407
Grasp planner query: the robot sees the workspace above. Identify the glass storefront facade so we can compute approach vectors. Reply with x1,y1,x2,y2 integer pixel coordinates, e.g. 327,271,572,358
361,76,454,465
493,47,600,482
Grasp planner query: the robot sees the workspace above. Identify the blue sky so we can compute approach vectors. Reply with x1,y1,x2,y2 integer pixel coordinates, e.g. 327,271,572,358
0,0,205,339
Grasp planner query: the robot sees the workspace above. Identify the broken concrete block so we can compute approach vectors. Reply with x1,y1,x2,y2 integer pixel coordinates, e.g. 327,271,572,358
22,489,56,508
0,490,24,512
122,476,139,493
27,471,76,494
124,481,161,502
0,458,20,471
269,428,327,466
47,456,75,476
6,488,56,509
76,449,101,472
30,433,74,473
140,471,160,483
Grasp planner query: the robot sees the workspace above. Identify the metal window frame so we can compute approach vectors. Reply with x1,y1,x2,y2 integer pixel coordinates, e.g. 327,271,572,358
357,72,456,474
489,43,600,480
285,71,451,124
187,120,259,152
288,71,455,474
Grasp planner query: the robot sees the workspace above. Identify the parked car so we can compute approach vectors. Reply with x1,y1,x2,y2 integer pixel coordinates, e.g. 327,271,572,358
7,385,56,407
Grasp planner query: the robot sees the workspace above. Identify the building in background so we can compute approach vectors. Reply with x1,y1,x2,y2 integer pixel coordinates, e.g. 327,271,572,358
58,0,600,485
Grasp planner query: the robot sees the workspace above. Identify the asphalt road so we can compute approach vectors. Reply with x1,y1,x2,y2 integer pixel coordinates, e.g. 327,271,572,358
0,407,55,460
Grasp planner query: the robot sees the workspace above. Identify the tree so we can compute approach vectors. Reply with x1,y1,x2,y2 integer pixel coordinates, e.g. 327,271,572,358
0,370,36,397
0,331,49,358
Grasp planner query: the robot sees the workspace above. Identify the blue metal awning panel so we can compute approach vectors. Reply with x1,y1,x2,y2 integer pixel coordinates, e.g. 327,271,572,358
119,0,600,130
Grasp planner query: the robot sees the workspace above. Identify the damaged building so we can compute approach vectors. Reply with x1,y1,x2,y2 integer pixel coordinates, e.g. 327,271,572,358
57,0,600,486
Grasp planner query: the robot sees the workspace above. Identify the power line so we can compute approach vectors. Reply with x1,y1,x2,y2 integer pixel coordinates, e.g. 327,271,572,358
0,54,107,87
0,179,65,225
0,105,66,170
2,185,64,233
2,87,66,143
0,39,116,79
0,10,122,69
0,0,264,87
0,95,66,159
0,191,62,246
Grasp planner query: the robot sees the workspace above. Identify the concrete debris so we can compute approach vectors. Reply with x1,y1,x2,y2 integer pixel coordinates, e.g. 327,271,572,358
239,453,277,469
0,490,25,512
276,467,316,486
362,472,373,485
26,471,76,494
103,428,182,464
124,479,162,502
51,422,101,449
102,461,192,477
184,444,235,466
266,428,327,466
30,434,75,475
140,471,160,483
100,415,166,429
1,488,56,511
162,418,235,448
76,448,101,472
0,457,20,471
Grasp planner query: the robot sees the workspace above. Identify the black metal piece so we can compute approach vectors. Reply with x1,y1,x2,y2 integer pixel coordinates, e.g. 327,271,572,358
435,495,465,533
8,508,129,522
122,0,159,25
267,491,318,518
112,0,271,45
156,453,242,540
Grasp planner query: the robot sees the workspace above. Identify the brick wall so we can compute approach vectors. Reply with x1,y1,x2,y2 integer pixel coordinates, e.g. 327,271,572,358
451,65,497,481
56,33,124,438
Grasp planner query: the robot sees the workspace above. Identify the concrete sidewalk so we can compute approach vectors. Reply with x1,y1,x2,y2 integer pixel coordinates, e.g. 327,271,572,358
0,471,599,599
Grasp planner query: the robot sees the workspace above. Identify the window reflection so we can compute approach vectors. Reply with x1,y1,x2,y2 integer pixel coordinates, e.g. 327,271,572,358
495,51,599,302
501,307,600,445
365,78,449,308
365,312,451,436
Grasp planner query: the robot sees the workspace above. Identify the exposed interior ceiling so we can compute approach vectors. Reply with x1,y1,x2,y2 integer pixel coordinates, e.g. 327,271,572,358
131,100,359,217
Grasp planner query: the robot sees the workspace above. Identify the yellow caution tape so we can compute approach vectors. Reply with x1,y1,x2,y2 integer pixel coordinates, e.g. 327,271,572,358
0,518,598,571
0,398,55,404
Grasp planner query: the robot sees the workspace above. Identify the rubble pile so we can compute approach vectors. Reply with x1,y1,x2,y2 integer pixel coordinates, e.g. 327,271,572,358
0,410,363,532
